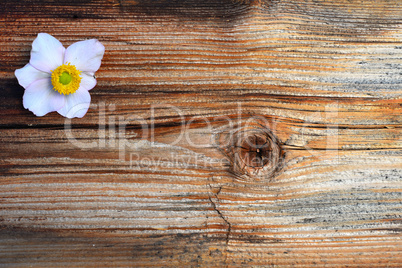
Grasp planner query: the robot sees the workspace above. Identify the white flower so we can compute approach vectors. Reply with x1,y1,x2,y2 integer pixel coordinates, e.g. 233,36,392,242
15,33,105,118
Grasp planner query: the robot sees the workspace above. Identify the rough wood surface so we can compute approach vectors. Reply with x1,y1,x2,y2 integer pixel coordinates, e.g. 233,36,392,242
0,0,401,266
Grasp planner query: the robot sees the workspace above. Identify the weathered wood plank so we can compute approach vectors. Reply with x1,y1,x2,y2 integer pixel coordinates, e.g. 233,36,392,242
0,0,401,266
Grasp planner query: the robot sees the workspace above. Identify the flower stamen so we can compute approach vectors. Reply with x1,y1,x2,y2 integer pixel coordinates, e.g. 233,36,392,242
51,63,81,95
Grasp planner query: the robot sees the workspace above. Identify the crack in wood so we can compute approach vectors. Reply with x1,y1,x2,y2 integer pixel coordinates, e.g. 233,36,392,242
208,186,231,245
207,185,231,266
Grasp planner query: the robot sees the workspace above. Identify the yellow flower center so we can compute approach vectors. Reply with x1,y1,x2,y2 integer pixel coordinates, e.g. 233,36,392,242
51,63,81,95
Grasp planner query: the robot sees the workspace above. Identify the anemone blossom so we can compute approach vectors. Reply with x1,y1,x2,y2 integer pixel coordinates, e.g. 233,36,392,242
15,33,105,118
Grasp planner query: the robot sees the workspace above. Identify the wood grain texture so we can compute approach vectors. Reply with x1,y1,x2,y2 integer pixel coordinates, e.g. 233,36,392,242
0,0,401,266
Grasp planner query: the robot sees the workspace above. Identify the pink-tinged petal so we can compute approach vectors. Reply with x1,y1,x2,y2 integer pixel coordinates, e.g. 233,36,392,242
23,78,65,117
15,63,50,89
57,87,91,118
64,39,105,75
80,73,97,91
29,33,65,73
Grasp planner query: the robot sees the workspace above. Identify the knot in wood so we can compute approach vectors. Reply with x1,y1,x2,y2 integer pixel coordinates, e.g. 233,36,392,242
238,133,271,169
216,122,284,181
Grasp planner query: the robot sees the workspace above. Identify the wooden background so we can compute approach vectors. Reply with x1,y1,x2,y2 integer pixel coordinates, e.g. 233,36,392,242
0,0,401,266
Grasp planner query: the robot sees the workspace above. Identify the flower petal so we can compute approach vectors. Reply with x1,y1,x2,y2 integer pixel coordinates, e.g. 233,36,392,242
57,87,91,118
64,39,105,75
80,73,97,91
23,78,65,117
29,33,65,73
15,63,50,89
